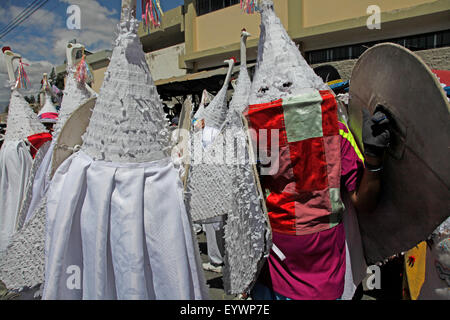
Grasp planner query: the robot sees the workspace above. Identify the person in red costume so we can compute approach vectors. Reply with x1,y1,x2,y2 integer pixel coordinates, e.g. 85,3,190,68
243,0,390,300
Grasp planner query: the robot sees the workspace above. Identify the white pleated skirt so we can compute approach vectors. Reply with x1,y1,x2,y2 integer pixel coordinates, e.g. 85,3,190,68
23,141,54,225
43,151,209,300
0,140,33,252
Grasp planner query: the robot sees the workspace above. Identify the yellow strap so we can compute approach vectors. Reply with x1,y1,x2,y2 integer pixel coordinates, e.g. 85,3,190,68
338,123,365,163
156,0,164,17
327,79,343,86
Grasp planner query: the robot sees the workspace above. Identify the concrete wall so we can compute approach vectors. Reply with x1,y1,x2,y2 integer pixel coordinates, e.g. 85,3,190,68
191,0,289,53
145,43,187,81
91,66,107,93
312,46,450,81
312,59,357,82
416,46,450,70
180,0,449,72
302,0,439,28
191,0,442,53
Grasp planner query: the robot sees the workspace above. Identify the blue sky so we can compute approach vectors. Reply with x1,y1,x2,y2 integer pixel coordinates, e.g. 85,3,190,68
0,0,184,110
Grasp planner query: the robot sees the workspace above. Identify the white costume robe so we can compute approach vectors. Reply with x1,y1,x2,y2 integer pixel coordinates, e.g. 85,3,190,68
43,151,207,299
0,140,32,252
0,89,46,253
42,9,208,300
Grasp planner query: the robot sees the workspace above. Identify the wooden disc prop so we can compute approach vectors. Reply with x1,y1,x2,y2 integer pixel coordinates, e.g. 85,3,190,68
348,43,450,264
50,97,96,178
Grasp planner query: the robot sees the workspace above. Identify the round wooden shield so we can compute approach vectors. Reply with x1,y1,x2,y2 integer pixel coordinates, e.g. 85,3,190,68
50,97,96,179
348,43,450,264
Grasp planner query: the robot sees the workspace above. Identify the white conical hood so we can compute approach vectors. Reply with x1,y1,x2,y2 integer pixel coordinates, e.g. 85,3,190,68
193,89,214,121
38,91,59,124
249,0,326,104
52,69,91,136
202,58,235,129
4,89,46,142
229,29,252,115
52,43,92,137
80,9,170,163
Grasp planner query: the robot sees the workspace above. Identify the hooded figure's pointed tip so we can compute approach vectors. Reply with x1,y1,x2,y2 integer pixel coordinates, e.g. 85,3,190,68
249,0,326,104
257,0,274,10
38,93,59,124
202,59,235,129
4,90,46,141
241,29,251,37
80,11,169,163
226,57,237,65
228,28,252,115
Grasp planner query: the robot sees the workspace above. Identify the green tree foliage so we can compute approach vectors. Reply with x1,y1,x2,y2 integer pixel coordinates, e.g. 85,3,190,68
24,95,36,104
49,67,56,86
55,72,66,91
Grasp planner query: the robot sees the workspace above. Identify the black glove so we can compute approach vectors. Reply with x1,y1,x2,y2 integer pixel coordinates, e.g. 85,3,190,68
362,108,390,158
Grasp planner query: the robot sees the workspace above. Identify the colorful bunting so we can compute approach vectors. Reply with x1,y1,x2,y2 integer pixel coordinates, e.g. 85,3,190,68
74,53,94,85
14,59,31,89
142,0,164,30
240,0,260,14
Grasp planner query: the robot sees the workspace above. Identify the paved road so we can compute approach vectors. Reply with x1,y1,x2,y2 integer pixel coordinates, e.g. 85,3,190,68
197,231,236,300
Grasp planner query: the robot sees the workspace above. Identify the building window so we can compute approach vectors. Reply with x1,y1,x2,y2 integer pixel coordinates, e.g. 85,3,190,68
196,0,240,16
306,29,450,65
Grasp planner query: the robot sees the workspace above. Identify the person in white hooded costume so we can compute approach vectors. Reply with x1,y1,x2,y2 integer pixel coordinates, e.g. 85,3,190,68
0,42,94,294
220,28,272,296
188,57,235,274
0,47,49,253
183,27,272,296
37,73,59,130
192,89,214,129
42,2,208,300
18,42,94,231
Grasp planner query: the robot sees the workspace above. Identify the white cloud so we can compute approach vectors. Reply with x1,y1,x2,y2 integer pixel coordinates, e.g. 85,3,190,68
51,0,119,57
2,36,52,63
0,0,121,112
0,5,60,33
0,2,62,110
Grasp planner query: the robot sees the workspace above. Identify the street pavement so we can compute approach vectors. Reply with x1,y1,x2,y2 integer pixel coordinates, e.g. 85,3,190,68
197,231,236,300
